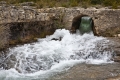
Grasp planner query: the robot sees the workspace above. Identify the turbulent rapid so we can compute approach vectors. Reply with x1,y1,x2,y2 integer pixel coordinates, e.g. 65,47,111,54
0,29,114,80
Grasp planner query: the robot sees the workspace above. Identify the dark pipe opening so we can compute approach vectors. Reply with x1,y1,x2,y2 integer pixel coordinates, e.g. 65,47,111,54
70,14,97,35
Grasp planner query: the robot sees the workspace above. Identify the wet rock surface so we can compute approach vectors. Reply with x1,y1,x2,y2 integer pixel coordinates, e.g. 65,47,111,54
107,37,120,63
48,37,120,80
49,63,120,80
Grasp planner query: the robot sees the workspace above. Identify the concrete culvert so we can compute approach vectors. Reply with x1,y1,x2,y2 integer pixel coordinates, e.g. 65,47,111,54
71,14,97,35
80,16,92,34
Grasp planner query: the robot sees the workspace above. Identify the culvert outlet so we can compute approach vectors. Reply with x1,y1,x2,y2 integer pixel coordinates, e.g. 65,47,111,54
79,16,92,34
71,15,97,35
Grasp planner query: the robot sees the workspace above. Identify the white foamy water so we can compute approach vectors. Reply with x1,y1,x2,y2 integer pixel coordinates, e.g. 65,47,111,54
0,29,114,80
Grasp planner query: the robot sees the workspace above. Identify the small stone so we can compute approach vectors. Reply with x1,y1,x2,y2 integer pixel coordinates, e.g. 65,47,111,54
87,7,96,9
113,35,117,37
118,34,120,37
113,56,120,62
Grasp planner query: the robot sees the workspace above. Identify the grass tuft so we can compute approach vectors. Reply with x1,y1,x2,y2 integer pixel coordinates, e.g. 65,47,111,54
0,0,119,9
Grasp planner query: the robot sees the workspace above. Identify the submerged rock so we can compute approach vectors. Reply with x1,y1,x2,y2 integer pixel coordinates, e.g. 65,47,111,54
107,37,120,62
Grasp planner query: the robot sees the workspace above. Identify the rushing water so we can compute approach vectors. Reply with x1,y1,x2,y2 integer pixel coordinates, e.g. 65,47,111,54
0,29,114,80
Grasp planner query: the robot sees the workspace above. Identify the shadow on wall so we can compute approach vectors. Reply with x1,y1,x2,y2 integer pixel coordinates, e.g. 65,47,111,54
8,21,56,46
70,14,97,35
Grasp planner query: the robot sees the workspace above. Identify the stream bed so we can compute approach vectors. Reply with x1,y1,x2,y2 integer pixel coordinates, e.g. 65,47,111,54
0,29,119,80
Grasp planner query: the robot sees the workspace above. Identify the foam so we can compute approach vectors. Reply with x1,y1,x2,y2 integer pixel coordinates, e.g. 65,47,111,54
0,29,114,80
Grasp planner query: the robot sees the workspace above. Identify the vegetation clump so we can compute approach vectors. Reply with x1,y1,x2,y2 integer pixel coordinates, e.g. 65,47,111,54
0,0,120,9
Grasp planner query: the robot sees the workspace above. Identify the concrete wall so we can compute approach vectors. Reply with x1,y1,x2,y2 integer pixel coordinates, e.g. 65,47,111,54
38,7,120,36
62,8,120,36
0,6,120,36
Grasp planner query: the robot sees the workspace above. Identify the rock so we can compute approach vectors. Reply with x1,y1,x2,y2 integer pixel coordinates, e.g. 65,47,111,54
95,5,103,9
113,56,120,62
87,7,96,9
49,63,120,80
51,37,62,41
106,37,120,62
51,38,60,41
118,34,120,37
114,49,120,56
20,2,35,6
106,75,120,80
118,6,120,9
0,5,120,50
0,1,6,6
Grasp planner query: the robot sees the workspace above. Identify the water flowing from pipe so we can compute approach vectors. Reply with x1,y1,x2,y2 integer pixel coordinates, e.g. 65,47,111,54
79,16,93,34
0,29,114,80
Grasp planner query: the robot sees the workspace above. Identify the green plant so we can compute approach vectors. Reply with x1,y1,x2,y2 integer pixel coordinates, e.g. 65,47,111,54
0,0,120,9
69,0,79,7
112,2,118,9
90,0,103,5
103,0,120,8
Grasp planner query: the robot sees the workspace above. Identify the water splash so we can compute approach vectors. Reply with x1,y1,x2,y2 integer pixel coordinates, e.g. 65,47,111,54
0,29,114,80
